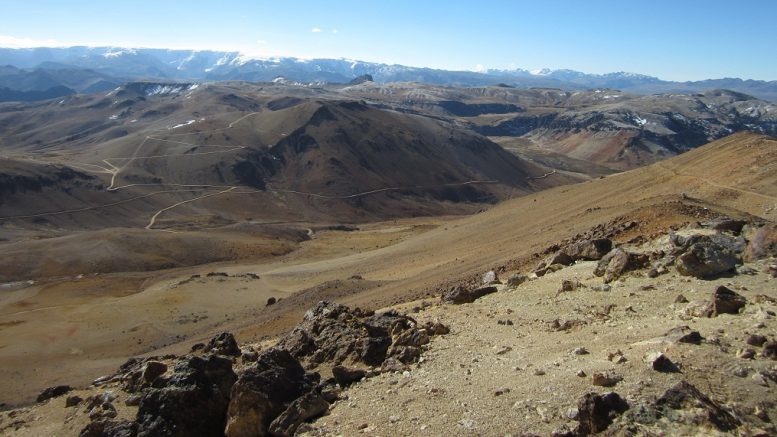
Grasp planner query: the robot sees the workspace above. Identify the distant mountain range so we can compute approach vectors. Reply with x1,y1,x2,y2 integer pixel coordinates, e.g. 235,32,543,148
0,46,776,102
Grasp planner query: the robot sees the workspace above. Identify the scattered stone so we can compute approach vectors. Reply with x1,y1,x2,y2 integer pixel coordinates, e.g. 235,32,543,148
572,347,589,355
497,319,514,326
266,297,277,306
645,352,678,372
674,234,741,278
685,300,714,318
753,294,777,304
190,343,205,352
494,387,511,396
534,369,546,376
507,274,528,287
762,341,777,359
591,372,622,387
141,360,167,383
495,346,512,355
665,325,703,344
423,321,450,336
482,270,499,285
65,395,82,408
752,373,770,387
241,349,259,363
36,385,72,403
737,348,756,359
573,391,628,436
79,420,137,437
746,334,768,347
577,370,587,377
332,365,366,387
744,223,777,261
737,266,758,275
204,332,241,357
206,272,229,277
674,294,689,303
712,285,747,315
560,279,582,292
124,394,141,407
594,248,649,283
591,284,611,292
733,367,749,378
442,285,498,304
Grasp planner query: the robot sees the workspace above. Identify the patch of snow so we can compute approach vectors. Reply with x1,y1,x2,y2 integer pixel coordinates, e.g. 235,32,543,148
130,119,138,123
170,119,196,129
108,114,119,120
633,116,647,126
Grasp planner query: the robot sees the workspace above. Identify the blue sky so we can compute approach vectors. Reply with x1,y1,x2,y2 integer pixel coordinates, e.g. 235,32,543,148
1,0,776,81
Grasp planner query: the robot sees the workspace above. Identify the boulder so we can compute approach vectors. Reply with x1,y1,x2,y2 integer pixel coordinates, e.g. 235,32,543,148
267,391,330,437
591,371,622,387
645,352,678,372
135,354,237,437
141,361,167,383
674,235,741,278
685,300,714,318
746,334,768,347
594,248,630,283
225,348,319,437
762,341,777,360
331,365,366,387
506,274,528,287
665,326,702,344
559,279,581,292
36,385,72,403
744,224,777,261
703,217,747,234
442,285,497,304
481,270,499,285
565,238,613,261
79,420,138,437
573,392,629,436
712,285,746,315
204,332,241,357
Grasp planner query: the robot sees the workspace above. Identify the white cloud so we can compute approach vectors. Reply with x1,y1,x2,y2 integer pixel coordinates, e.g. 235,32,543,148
332,29,338,34
474,64,487,73
0,34,71,48
311,27,322,33
256,40,268,45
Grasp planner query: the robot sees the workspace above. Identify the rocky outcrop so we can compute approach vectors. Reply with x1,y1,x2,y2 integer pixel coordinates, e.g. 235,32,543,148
36,385,72,403
744,223,777,261
204,332,241,357
276,301,437,369
565,238,613,261
135,355,237,437
225,348,320,437
593,248,649,283
573,392,629,436
653,381,740,431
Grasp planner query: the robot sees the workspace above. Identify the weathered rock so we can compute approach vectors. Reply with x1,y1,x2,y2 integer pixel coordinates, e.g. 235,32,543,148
675,234,741,278
331,365,366,387
762,341,777,360
559,279,581,292
665,326,702,344
704,217,747,234
685,300,714,318
654,381,740,431
481,270,499,285
267,391,329,437
744,224,777,261
204,332,241,357
65,395,83,408
746,334,768,347
141,361,167,383
442,285,497,304
712,285,746,315
547,251,575,267
36,385,72,403
591,371,622,387
737,348,755,359
594,248,648,283
225,348,319,437
266,297,277,306
135,354,237,437
506,274,528,287
674,294,689,303
645,352,678,372
565,238,613,261
574,392,629,436
423,321,450,336
79,420,137,437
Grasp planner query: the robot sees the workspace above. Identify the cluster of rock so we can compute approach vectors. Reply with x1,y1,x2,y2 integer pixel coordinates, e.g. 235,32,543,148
36,301,448,437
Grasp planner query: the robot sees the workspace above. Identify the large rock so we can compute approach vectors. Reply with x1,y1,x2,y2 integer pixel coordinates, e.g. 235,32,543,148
441,285,497,304
224,348,319,437
135,355,237,437
594,248,647,283
268,391,330,436
331,366,366,387
204,332,241,357
565,238,613,261
712,285,746,315
80,420,138,437
744,223,777,261
674,234,742,278
276,301,426,368
36,385,72,403
574,392,629,436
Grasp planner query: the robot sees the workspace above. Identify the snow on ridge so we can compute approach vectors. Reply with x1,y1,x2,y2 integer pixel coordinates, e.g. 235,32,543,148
170,119,196,129
103,48,138,58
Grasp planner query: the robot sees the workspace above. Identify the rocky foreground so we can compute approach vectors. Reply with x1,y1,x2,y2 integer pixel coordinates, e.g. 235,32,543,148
2,217,776,436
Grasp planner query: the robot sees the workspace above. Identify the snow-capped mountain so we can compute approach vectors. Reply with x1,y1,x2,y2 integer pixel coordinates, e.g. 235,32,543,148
0,46,776,102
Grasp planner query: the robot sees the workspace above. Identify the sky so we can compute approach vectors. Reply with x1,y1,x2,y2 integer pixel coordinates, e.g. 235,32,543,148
1,0,776,81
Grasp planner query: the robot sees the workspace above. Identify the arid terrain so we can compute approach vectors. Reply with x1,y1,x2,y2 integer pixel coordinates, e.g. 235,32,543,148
0,76,776,436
